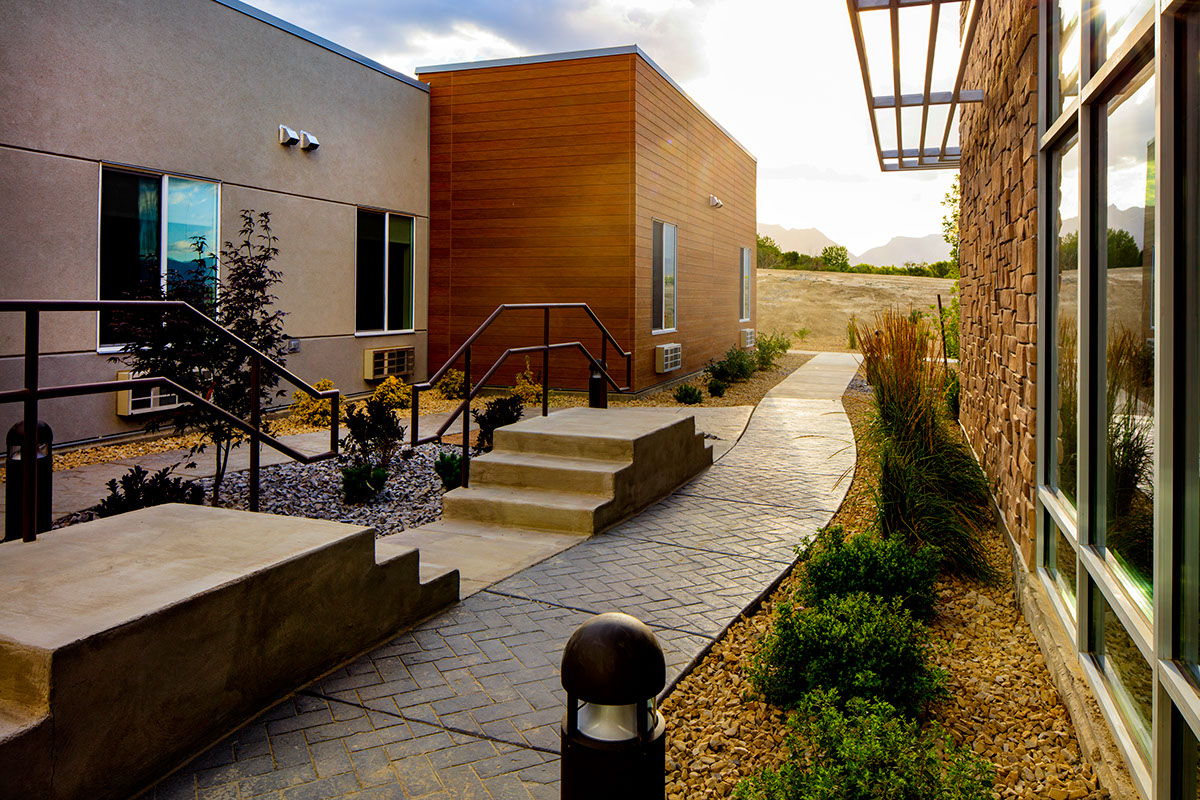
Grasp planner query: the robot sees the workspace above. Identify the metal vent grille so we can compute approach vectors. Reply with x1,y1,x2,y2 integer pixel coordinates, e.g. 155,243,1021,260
363,347,415,381
655,343,682,373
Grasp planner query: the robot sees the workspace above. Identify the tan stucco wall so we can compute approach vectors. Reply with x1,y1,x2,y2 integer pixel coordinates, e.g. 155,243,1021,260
0,0,430,445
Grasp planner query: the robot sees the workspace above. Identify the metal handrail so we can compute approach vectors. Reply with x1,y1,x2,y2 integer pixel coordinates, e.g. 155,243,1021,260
410,304,633,488
0,299,341,543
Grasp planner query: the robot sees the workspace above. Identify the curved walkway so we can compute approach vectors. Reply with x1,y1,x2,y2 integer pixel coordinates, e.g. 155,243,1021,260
148,352,861,800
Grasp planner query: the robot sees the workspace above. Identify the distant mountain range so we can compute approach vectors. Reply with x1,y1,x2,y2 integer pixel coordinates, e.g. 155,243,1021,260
757,223,950,268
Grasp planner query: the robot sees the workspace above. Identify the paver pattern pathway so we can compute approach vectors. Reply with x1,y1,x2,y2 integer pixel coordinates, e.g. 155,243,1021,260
148,353,860,800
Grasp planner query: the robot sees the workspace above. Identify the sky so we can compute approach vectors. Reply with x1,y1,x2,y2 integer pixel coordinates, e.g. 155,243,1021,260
249,0,962,256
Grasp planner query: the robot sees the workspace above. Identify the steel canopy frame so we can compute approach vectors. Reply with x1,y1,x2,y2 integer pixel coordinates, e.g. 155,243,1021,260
847,0,984,171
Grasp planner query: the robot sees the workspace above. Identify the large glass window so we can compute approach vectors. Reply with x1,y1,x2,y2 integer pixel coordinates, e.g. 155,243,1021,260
1050,522,1079,615
1057,0,1082,115
356,209,414,333
1098,594,1153,760
1097,0,1155,64
739,247,751,322
1103,64,1156,613
99,168,218,347
1056,137,1081,507
652,220,677,332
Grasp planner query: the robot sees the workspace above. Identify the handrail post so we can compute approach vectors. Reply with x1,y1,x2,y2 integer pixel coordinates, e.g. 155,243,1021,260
411,382,419,447
331,393,340,454
22,308,39,542
462,347,471,488
542,307,550,417
249,354,261,512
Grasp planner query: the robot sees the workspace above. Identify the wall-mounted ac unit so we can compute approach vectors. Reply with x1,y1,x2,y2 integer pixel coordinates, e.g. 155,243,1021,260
115,370,187,416
655,343,682,373
741,328,756,349
363,347,415,381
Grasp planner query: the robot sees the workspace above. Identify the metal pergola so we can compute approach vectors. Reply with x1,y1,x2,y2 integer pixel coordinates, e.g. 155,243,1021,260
847,0,984,171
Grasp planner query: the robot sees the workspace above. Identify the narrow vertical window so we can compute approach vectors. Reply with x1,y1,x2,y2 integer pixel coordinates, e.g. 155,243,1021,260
739,247,752,322
356,209,414,333
652,220,677,332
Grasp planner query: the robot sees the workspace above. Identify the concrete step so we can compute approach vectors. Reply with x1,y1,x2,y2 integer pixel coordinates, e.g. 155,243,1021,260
0,504,458,800
468,450,629,495
442,485,610,534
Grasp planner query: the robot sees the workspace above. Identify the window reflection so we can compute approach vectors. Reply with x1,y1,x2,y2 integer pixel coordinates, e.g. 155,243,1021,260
1100,595,1152,760
1057,138,1081,507
1053,524,1078,612
1058,0,1081,115
1104,65,1156,612
1097,0,1154,64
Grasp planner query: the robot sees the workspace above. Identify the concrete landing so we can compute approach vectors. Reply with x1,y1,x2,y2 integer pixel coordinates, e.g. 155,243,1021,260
0,505,458,800
442,407,713,535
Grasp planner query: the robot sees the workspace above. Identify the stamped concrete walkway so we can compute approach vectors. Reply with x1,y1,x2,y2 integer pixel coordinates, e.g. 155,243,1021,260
142,352,861,800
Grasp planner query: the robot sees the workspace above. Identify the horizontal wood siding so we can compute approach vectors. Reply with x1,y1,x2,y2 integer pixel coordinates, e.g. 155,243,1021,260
632,60,757,391
424,56,636,390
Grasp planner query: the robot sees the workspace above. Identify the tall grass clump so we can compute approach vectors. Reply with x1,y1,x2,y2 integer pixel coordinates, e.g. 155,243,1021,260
856,309,998,583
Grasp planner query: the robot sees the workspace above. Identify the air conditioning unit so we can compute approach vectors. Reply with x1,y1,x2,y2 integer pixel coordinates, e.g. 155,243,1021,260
363,347,415,381
655,343,682,373
115,370,187,416
741,328,756,348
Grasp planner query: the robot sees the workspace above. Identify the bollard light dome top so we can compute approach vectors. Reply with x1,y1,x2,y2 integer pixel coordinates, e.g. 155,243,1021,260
561,612,665,704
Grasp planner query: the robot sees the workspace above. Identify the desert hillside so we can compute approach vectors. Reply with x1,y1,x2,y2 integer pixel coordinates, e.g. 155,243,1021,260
756,269,957,352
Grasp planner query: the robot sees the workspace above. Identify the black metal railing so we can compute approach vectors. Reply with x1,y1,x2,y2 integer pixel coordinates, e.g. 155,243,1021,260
409,304,632,487
0,299,340,543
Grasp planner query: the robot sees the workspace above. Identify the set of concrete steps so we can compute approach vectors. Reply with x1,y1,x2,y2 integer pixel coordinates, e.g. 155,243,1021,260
439,407,714,535
0,505,458,800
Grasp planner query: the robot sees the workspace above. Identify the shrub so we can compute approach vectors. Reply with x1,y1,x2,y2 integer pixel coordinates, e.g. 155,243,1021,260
755,331,792,371
436,369,467,400
708,378,727,398
511,356,543,404
434,451,463,490
706,346,756,385
674,384,703,405
795,327,810,343
372,375,411,411
95,464,204,517
472,394,524,453
341,463,388,504
733,690,994,800
795,526,941,622
846,316,858,350
342,396,407,473
746,592,944,717
291,379,336,427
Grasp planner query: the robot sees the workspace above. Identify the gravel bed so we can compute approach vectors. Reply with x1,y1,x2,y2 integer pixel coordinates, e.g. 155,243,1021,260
55,443,456,535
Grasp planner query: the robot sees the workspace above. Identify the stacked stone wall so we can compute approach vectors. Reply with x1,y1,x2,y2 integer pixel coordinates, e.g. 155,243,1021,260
958,0,1040,565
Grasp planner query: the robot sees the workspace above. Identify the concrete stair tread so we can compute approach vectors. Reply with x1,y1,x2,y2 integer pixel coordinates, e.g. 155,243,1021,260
473,450,630,471
372,537,458,587
445,485,610,511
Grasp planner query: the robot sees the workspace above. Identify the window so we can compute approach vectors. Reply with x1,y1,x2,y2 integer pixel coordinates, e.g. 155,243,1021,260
739,247,752,322
356,209,414,333
99,168,219,347
652,220,677,332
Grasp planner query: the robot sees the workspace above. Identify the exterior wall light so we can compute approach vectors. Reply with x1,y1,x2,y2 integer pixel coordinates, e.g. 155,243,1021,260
278,125,299,146
560,612,666,799
299,131,320,151
709,194,723,208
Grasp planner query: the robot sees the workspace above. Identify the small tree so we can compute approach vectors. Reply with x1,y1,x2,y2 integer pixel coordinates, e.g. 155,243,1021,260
757,234,782,269
113,210,288,505
941,173,960,269
820,244,851,272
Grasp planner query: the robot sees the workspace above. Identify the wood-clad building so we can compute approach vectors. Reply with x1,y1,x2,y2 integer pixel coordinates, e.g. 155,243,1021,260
417,46,756,392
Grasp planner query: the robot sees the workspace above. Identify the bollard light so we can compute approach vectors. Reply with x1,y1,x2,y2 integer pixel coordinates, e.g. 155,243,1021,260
560,612,666,800
5,420,53,541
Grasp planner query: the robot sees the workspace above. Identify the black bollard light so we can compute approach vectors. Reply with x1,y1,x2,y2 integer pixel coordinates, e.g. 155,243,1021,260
5,420,53,542
588,368,608,409
560,612,666,800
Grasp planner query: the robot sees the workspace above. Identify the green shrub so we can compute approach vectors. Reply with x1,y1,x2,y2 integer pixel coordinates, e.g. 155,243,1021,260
434,451,462,490
708,378,727,397
795,327,810,343
755,331,792,371
472,394,524,453
341,463,388,504
706,346,756,385
95,464,204,517
674,384,703,404
746,592,944,717
733,690,994,800
372,375,411,410
436,369,467,400
511,356,543,404
342,396,407,472
847,316,858,350
290,379,336,426
796,526,941,622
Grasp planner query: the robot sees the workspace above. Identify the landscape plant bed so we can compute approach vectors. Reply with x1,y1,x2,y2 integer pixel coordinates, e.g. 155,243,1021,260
660,378,1108,800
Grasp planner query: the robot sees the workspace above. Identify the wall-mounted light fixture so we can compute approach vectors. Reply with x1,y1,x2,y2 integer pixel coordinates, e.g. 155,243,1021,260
709,195,723,208
299,131,320,151
279,125,299,146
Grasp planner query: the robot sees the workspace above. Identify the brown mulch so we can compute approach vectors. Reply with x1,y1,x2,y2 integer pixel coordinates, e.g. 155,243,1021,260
661,376,1106,800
